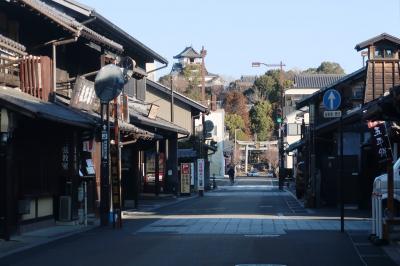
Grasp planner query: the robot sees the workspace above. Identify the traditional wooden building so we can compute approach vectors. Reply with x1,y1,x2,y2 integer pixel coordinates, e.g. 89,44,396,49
0,0,194,238
295,33,400,209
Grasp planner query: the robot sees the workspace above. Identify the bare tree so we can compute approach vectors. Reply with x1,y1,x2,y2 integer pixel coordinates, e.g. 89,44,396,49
261,148,279,174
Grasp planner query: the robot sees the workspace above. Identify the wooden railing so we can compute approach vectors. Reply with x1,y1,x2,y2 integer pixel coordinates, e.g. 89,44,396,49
0,54,20,88
19,56,53,101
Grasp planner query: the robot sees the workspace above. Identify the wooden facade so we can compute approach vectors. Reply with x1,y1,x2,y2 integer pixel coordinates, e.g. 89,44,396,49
295,33,400,209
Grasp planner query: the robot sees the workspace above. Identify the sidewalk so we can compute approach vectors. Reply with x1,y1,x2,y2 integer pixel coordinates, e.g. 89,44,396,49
0,220,99,259
0,193,198,259
285,179,400,265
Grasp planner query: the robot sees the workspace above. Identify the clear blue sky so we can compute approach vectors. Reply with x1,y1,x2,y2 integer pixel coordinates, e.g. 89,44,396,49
80,0,400,81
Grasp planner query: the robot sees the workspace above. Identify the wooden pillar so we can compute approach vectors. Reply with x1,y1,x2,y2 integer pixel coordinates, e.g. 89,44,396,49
168,135,178,195
0,138,10,240
155,141,160,196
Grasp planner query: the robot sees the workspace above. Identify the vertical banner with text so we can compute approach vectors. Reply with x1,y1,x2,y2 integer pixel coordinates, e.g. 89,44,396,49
368,121,393,164
197,159,205,191
180,163,191,194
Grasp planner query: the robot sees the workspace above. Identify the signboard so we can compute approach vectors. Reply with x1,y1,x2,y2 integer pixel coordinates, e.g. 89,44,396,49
71,77,100,112
323,110,342,118
323,89,341,111
180,163,191,194
147,104,160,119
197,159,205,191
368,121,393,163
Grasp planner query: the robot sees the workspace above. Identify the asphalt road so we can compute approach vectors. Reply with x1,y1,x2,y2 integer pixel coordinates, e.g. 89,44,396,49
0,176,396,266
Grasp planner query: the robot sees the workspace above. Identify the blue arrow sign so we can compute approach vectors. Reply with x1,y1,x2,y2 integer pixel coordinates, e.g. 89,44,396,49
323,89,341,111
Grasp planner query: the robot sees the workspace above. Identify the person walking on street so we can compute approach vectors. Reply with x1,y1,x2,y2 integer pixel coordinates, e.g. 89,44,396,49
228,165,235,185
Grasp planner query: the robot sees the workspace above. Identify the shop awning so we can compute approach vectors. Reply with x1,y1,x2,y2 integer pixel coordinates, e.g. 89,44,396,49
362,85,400,122
0,87,94,128
178,149,198,158
286,139,305,153
119,121,161,141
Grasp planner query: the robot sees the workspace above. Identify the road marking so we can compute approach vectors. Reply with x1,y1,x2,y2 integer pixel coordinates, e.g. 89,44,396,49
236,264,287,266
243,234,281,238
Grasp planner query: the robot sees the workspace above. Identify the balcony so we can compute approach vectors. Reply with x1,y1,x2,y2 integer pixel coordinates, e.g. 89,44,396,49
0,35,54,101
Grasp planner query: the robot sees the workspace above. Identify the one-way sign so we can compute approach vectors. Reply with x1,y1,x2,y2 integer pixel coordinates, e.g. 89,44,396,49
323,89,341,111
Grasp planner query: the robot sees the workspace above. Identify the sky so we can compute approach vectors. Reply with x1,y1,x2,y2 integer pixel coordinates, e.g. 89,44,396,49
79,0,400,82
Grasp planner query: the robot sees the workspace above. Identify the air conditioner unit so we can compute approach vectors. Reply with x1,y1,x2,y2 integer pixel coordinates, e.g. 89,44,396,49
59,196,71,221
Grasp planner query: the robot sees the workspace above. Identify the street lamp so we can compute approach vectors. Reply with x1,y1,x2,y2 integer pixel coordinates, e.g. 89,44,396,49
233,128,240,166
252,61,286,190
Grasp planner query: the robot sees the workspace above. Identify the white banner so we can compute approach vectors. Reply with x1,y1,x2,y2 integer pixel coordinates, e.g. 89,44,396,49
197,159,204,191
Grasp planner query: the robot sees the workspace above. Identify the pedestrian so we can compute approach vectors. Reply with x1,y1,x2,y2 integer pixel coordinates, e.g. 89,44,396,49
228,165,235,185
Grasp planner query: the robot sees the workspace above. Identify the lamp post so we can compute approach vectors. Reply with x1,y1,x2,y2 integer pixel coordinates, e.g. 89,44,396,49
252,61,286,190
233,128,240,170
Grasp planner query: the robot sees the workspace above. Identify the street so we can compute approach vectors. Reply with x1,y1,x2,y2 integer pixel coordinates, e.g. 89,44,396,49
0,176,396,266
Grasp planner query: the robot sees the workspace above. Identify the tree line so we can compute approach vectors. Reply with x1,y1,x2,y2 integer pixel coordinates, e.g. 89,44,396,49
224,61,345,142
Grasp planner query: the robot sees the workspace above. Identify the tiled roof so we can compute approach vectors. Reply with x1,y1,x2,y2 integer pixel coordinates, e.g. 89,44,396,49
173,47,202,59
129,108,190,135
18,0,123,52
296,67,366,109
0,34,26,55
0,87,94,128
355,33,400,51
146,79,208,113
294,74,345,89
45,0,167,64
240,75,257,83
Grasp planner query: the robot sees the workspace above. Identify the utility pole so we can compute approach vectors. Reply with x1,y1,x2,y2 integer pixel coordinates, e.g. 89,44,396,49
170,75,174,123
201,46,207,103
251,61,286,189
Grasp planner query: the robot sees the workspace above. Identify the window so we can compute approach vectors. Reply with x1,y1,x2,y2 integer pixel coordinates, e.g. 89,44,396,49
374,49,383,58
287,123,302,136
123,77,146,101
374,47,395,59
385,49,394,58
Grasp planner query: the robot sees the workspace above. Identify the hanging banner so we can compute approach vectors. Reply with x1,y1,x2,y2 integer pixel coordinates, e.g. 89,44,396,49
197,159,205,191
368,121,393,163
190,163,195,186
180,163,191,194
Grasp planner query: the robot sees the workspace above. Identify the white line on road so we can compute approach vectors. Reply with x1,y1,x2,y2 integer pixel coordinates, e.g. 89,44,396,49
243,234,281,238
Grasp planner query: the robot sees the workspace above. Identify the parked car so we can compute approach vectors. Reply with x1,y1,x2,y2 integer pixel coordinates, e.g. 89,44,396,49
247,169,259,177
